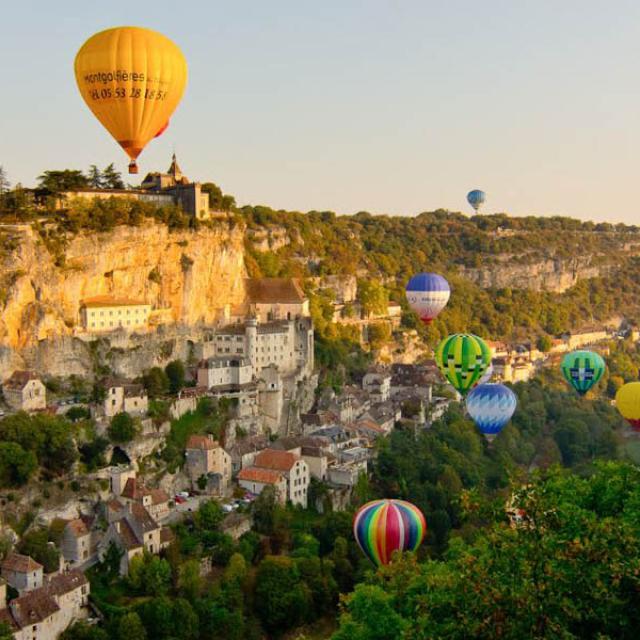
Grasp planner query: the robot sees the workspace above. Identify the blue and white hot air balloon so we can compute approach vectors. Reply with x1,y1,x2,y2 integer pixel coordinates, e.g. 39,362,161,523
405,273,451,325
467,189,486,213
466,383,517,442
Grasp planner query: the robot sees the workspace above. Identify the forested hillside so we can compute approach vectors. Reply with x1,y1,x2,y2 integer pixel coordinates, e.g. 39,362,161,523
242,206,640,343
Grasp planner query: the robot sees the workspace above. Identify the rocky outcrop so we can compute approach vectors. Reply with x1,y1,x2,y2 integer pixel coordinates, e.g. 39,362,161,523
458,257,614,293
0,223,247,378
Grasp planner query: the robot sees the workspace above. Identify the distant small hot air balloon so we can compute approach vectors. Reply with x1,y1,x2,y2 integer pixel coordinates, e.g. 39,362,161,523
615,382,640,431
405,273,450,325
561,350,605,396
353,499,426,567
74,27,188,174
467,189,486,213
466,383,517,441
435,333,491,396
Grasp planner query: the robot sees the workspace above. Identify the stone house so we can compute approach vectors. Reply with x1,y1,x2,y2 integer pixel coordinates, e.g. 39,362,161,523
1,554,43,593
362,369,392,403
2,371,46,413
237,467,287,504
0,570,89,640
120,478,171,521
97,502,172,576
245,278,310,322
228,435,270,475
61,519,94,568
185,435,232,495
102,378,148,418
252,449,310,508
80,296,151,333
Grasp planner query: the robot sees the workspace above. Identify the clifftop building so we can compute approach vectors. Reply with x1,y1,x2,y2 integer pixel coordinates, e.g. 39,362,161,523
58,154,213,220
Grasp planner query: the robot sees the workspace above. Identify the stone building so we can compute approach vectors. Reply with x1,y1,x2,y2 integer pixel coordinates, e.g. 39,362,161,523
245,278,310,322
196,357,253,390
185,435,232,495
252,449,309,508
61,519,93,568
120,478,171,521
59,154,213,219
0,570,89,640
80,296,151,333
1,554,43,594
237,467,287,503
101,378,148,418
2,371,46,413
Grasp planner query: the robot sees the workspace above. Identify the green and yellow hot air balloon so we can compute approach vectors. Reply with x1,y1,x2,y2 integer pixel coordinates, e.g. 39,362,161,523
435,333,491,396
560,350,605,396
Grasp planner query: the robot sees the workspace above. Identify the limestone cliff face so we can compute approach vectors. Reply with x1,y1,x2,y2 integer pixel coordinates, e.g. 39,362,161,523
457,256,614,293
0,222,247,375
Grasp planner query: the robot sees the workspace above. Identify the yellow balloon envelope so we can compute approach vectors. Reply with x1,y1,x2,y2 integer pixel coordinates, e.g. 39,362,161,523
615,381,640,431
74,26,188,174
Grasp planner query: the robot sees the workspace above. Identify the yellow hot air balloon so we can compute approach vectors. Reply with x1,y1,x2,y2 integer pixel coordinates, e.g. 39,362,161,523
74,26,188,174
616,382,640,432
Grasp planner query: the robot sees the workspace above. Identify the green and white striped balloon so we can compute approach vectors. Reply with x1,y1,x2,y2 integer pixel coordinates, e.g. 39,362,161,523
435,333,491,396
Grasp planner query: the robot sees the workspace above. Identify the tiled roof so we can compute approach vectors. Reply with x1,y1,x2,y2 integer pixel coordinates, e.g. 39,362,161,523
66,518,90,538
354,419,385,434
149,488,170,505
237,467,283,484
129,503,159,533
81,295,148,308
246,278,306,304
115,519,142,550
3,370,39,390
44,570,88,596
107,498,125,513
7,590,59,627
254,449,298,472
186,435,219,450
122,478,168,504
2,553,42,574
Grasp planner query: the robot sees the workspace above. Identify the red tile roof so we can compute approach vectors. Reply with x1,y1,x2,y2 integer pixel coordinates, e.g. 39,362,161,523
81,295,148,308
254,449,298,472
3,371,40,390
237,467,283,484
246,278,306,304
2,553,43,573
65,518,90,538
186,435,219,450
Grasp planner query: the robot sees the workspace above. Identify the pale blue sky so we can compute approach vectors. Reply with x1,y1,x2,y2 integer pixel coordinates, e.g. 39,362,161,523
2,1,640,222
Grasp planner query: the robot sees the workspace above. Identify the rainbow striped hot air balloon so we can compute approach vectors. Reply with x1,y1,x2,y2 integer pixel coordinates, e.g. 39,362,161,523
353,499,426,567
435,333,491,396
405,273,451,325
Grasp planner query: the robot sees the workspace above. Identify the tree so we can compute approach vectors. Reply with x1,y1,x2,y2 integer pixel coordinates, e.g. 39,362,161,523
18,529,60,573
367,323,392,349
0,442,37,487
0,166,10,194
357,279,388,317
536,335,553,352
252,485,276,535
116,612,147,640
108,412,138,444
102,163,125,189
201,182,236,211
128,553,171,596
254,556,311,632
143,368,170,398
194,500,223,531
37,169,88,193
60,622,109,640
165,360,185,394
87,165,103,189
178,559,203,601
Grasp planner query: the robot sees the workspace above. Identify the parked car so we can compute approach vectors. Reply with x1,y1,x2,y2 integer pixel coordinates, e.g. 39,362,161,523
174,495,186,504
222,504,233,513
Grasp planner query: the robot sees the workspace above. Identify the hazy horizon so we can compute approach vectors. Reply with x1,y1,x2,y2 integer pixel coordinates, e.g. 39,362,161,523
2,1,640,223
